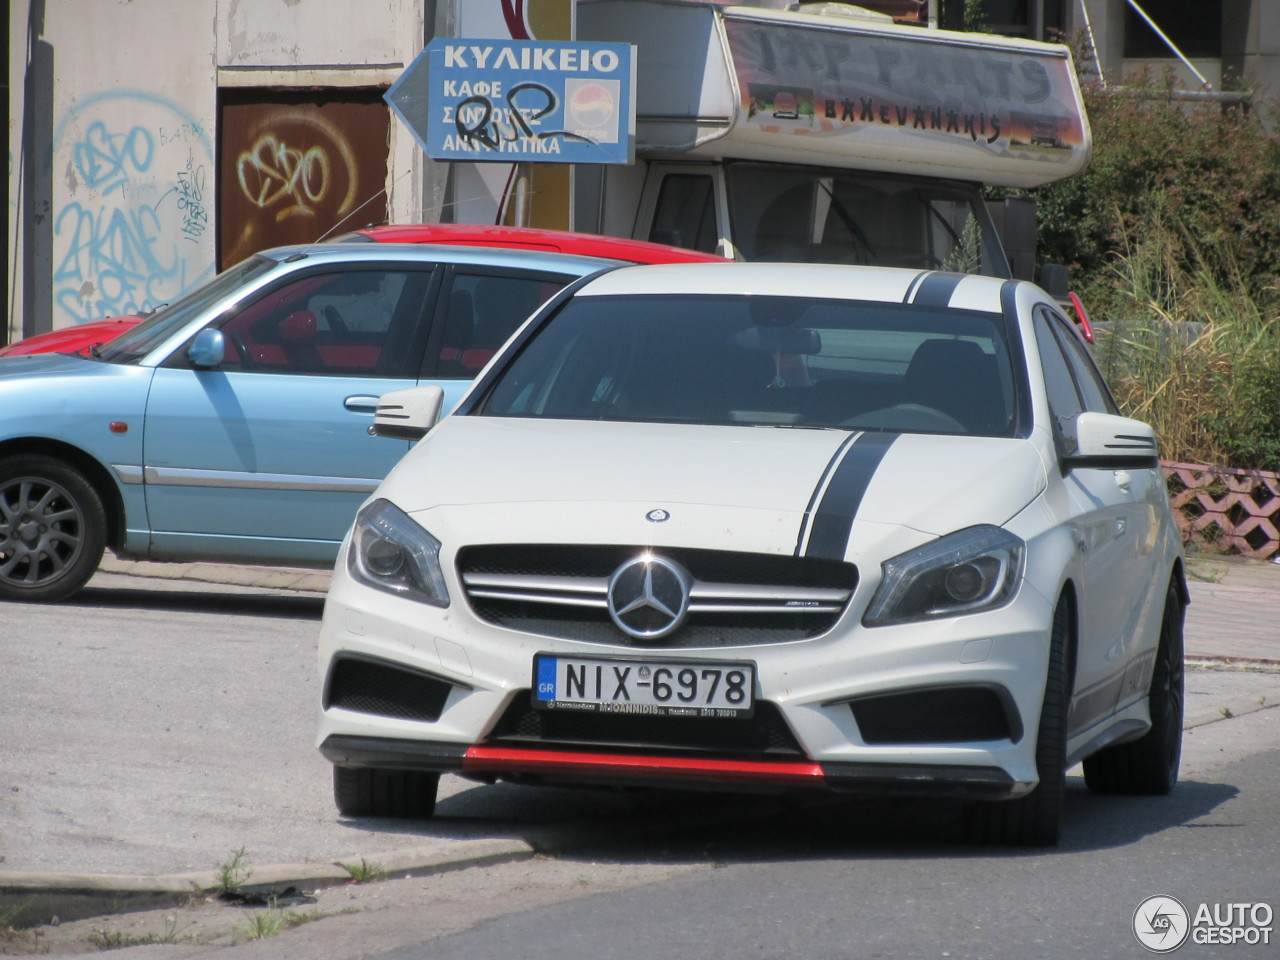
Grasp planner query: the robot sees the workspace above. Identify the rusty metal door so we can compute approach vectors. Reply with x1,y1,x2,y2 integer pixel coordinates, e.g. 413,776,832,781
219,90,390,268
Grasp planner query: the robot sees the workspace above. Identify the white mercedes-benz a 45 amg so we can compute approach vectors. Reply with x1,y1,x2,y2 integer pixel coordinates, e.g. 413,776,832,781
316,262,1186,846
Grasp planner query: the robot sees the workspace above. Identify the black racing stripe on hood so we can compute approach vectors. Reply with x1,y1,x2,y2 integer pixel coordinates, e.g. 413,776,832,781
909,272,966,307
804,432,900,561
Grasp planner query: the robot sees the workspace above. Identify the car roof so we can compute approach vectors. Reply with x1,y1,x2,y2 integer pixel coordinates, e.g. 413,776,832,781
256,240,627,277
570,262,1015,311
343,223,726,264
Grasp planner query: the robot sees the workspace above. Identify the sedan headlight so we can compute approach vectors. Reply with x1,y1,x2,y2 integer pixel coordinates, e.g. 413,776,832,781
347,499,449,607
863,525,1024,627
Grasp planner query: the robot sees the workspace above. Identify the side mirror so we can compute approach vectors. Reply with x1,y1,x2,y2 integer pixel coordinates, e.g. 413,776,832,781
1065,412,1159,470
370,385,445,441
188,328,226,368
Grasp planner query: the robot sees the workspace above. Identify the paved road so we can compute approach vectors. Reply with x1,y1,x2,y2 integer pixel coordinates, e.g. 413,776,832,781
1,554,1277,930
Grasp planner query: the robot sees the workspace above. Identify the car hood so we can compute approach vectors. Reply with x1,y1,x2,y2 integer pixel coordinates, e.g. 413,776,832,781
377,418,1047,560
0,351,106,380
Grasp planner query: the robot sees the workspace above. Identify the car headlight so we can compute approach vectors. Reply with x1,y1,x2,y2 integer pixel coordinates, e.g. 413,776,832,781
347,498,450,607
862,525,1024,627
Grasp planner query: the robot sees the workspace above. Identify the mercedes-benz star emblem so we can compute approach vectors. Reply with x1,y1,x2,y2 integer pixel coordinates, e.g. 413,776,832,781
607,555,692,640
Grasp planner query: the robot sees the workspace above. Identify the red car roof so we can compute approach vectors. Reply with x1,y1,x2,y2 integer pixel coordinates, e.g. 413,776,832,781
349,223,726,264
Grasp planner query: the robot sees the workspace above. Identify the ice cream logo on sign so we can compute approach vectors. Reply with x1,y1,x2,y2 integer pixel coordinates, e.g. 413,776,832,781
566,79,619,143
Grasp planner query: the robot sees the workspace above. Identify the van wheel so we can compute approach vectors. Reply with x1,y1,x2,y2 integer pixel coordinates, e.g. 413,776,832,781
333,767,439,819
0,455,107,603
965,598,1070,846
1083,583,1184,795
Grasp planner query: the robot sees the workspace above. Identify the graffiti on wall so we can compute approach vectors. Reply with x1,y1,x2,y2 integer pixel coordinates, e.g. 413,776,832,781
219,100,387,267
52,91,215,325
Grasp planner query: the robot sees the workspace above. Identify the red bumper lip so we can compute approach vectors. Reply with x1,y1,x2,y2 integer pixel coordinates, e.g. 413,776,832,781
462,745,826,785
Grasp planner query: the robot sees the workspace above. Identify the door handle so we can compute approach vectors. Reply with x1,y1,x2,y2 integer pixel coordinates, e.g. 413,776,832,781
344,395,380,414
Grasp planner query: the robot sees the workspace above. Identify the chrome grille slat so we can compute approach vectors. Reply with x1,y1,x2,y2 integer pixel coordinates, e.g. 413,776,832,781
457,544,857,648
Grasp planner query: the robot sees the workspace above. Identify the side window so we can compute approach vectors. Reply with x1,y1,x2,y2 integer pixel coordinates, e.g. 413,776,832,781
1047,309,1119,415
209,268,433,377
433,272,567,379
1033,311,1083,456
648,174,719,253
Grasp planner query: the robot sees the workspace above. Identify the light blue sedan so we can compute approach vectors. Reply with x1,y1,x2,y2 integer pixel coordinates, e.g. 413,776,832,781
0,242,616,602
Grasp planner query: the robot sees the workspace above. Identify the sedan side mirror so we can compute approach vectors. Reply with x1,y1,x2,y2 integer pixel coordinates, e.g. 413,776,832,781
1065,412,1159,470
188,329,226,369
370,385,445,441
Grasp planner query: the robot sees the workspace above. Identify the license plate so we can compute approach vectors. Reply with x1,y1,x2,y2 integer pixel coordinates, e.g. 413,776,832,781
532,655,755,718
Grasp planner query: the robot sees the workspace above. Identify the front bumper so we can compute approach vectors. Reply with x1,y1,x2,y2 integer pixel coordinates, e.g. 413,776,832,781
318,549,1056,803
319,734,1019,800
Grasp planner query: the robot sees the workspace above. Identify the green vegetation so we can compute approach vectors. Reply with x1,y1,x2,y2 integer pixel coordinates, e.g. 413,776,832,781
339,857,387,884
89,916,198,950
235,904,334,942
214,846,253,895
1024,71,1280,471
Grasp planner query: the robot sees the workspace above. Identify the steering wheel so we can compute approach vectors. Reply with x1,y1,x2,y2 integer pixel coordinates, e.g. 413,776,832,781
226,331,256,369
844,403,966,433
323,306,349,334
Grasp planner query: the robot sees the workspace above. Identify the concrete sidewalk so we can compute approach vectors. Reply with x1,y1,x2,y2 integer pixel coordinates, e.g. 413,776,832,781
3,551,1278,930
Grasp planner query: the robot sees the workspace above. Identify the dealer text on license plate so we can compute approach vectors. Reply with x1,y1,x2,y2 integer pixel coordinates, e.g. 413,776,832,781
533,655,755,718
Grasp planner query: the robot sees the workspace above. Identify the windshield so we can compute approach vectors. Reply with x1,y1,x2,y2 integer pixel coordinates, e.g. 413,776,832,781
726,165,1008,276
481,294,1018,437
95,256,277,363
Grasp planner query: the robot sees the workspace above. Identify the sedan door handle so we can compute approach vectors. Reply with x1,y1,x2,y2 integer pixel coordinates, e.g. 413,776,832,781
344,395,380,414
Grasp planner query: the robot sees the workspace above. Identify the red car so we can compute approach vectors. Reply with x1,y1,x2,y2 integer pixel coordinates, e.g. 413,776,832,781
0,226,723,358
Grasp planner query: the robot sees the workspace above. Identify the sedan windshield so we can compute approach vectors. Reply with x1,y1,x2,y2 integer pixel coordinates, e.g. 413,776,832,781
95,256,277,364
481,294,1019,436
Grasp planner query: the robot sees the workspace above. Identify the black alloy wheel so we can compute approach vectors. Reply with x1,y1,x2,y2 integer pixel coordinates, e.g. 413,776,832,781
964,597,1071,847
0,454,107,603
1082,581,1185,795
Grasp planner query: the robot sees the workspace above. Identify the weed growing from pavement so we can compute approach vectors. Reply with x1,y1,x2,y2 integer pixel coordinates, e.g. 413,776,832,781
1221,706,1235,719
340,857,387,884
235,903,341,942
89,915,198,949
214,846,253,895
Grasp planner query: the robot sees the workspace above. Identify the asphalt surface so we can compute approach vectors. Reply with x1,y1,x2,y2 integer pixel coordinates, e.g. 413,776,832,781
2,552,1278,928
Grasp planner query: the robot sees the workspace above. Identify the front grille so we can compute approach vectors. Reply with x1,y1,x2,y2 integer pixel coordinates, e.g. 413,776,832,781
457,544,856,647
325,655,456,723
489,694,805,757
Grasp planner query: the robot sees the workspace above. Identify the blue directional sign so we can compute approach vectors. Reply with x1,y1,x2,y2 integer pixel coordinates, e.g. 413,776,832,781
386,38,636,165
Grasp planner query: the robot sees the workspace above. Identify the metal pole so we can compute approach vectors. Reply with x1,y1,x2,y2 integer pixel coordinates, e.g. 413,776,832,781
1124,0,1214,91
1078,0,1107,87
512,162,531,228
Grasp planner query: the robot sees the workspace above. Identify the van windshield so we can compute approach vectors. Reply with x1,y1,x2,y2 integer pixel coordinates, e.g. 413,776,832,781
726,164,1008,276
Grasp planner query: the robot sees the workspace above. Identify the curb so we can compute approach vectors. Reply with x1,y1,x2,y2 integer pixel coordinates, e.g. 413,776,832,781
96,555,332,594
0,839,534,930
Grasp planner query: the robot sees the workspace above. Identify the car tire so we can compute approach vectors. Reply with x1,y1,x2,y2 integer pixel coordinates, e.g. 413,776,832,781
0,454,107,604
964,598,1070,847
1082,582,1184,795
333,766,439,819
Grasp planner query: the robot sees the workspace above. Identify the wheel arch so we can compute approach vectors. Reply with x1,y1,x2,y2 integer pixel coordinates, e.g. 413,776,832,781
0,438,128,552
